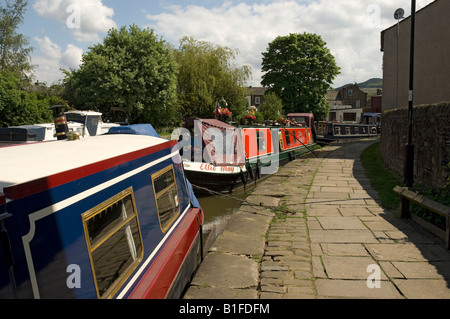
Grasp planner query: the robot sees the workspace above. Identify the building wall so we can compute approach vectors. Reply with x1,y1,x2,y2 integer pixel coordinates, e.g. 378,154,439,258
381,0,450,110
380,102,450,188
339,84,367,109
370,96,382,113
329,106,363,123
246,87,268,108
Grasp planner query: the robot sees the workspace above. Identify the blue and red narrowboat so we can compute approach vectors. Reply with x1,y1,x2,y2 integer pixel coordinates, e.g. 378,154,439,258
0,124,203,299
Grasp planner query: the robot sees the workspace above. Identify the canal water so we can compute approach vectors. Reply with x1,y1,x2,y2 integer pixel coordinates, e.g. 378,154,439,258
195,183,256,252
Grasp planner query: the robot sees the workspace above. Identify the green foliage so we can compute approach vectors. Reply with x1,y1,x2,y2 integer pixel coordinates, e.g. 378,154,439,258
63,25,178,127
360,142,402,211
174,36,251,122
261,33,340,120
0,0,33,76
258,92,283,121
410,165,450,231
0,70,58,126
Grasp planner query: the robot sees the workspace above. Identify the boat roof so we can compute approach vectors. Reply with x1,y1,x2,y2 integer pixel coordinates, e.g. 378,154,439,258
65,110,103,116
107,124,160,137
0,134,174,200
362,113,381,117
287,113,314,118
186,118,236,130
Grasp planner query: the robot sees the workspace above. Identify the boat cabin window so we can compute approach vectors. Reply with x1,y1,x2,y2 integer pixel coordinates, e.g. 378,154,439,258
295,130,303,145
210,130,236,156
291,116,306,126
284,130,292,147
82,188,143,299
152,165,180,233
257,130,266,152
345,127,351,135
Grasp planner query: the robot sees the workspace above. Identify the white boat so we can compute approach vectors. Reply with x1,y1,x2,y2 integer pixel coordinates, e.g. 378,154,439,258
34,110,120,141
0,110,120,145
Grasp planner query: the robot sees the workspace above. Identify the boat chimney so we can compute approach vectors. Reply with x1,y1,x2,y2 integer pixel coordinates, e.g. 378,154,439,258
51,105,69,140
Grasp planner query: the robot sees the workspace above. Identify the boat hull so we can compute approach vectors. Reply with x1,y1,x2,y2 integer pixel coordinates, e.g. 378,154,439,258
316,121,379,142
0,130,204,299
183,161,247,193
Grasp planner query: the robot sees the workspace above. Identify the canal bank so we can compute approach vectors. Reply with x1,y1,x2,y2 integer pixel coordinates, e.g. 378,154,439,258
183,139,450,299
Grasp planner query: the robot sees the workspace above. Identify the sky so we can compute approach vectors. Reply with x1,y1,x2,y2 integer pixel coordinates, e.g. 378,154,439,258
18,0,436,88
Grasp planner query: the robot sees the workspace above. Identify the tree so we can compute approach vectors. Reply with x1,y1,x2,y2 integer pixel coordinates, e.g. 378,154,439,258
259,92,283,121
261,33,340,120
0,0,33,76
0,70,57,127
63,25,178,127
174,36,251,121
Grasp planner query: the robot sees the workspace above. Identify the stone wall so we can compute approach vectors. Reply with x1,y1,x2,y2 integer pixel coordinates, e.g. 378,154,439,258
380,102,450,188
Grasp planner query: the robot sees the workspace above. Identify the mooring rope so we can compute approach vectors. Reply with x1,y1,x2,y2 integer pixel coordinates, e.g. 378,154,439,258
284,127,318,158
191,183,262,207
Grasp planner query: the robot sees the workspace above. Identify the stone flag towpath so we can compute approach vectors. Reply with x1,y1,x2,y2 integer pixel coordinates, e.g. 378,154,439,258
184,140,450,299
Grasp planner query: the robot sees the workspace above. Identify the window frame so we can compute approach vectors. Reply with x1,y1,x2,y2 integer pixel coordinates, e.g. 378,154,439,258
256,130,267,152
82,187,143,299
284,130,292,147
151,165,181,233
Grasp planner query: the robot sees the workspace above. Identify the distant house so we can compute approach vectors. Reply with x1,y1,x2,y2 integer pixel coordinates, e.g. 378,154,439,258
338,83,368,109
326,83,368,123
246,87,268,108
381,0,450,110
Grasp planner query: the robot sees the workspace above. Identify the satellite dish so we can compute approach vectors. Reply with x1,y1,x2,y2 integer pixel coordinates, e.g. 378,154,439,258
394,8,405,20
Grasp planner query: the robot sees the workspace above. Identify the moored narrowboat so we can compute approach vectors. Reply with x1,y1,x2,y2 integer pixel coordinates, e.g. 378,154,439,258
176,118,248,193
0,110,120,146
174,114,317,193
316,113,381,143
242,115,316,175
0,124,203,299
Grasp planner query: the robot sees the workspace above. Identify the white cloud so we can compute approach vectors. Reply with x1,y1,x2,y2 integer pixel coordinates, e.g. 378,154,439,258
33,36,62,61
61,44,83,69
33,0,116,42
147,0,435,88
32,36,83,84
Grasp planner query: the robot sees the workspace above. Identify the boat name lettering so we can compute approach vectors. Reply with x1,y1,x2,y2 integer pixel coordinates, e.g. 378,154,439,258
199,164,217,171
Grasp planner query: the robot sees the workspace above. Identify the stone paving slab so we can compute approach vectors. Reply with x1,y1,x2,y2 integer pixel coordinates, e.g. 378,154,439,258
184,287,258,299
321,243,370,257
392,279,450,299
315,279,403,299
309,229,380,243
188,253,258,289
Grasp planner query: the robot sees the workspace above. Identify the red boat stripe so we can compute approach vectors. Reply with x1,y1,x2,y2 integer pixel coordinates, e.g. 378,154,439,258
4,139,177,201
129,208,202,299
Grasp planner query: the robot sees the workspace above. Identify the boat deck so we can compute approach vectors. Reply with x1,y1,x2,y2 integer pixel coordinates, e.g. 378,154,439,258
0,134,169,192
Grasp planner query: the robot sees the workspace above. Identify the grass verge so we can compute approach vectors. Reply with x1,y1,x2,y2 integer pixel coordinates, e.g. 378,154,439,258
360,142,402,213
